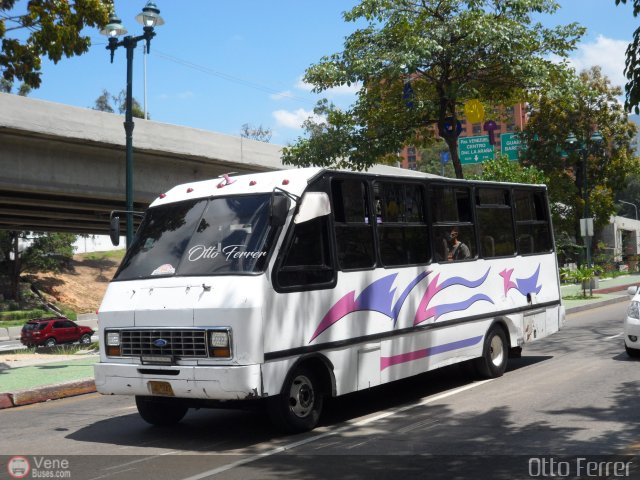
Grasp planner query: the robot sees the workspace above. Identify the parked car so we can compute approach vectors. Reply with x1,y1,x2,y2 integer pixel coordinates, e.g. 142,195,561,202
625,286,640,358
20,317,94,348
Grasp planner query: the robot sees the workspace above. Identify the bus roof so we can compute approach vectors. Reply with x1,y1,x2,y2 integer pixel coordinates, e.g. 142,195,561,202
149,165,544,208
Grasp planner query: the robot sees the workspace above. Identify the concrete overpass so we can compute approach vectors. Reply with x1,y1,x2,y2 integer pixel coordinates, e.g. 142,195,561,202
0,92,284,235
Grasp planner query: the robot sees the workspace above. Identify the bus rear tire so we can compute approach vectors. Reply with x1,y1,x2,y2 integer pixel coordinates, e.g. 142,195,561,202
475,325,508,379
267,365,323,433
135,396,188,426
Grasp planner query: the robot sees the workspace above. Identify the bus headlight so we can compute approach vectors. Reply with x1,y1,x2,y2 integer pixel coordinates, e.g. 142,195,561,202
628,301,640,320
106,331,121,357
209,329,232,358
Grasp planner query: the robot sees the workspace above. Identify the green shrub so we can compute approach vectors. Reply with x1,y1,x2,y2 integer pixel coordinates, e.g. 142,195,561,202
0,309,49,321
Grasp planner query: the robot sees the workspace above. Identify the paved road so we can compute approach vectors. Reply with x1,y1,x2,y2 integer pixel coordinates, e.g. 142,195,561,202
1,302,639,479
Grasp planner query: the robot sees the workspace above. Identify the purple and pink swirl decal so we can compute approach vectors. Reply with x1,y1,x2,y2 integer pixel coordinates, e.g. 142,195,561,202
309,265,543,358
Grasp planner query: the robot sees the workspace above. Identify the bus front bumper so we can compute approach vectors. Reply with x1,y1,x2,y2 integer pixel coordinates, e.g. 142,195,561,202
94,362,262,400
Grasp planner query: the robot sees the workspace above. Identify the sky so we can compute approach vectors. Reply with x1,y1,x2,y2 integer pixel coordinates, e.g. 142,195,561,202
16,0,640,146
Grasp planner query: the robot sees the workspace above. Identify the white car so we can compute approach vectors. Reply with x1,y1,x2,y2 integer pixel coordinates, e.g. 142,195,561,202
625,286,640,357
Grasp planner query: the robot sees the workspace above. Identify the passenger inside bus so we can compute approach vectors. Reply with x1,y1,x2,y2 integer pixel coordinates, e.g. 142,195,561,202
447,227,471,261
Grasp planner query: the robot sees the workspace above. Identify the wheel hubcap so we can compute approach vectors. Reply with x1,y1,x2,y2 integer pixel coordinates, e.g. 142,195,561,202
490,335,504,367
288,374,314,418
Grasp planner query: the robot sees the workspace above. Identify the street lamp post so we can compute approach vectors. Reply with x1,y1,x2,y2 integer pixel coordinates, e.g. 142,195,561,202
619,200,639,220
565,131,604,269
100,2,164,248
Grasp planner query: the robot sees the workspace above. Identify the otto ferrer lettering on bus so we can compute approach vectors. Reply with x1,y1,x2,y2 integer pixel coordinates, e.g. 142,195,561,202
188,244,267,262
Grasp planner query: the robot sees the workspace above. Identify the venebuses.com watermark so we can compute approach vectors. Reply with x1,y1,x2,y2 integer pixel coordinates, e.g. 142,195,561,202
6,456,71,479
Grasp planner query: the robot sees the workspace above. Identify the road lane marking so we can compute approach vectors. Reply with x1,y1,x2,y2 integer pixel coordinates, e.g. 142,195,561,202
605,333,623,340
179,379,492,480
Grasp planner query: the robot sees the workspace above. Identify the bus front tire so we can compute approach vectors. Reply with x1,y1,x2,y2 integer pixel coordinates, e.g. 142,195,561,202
475,325,508,379
267,365,323,433
135,396,188,426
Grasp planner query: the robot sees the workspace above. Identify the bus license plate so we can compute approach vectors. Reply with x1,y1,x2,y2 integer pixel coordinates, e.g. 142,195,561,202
148,381,174,396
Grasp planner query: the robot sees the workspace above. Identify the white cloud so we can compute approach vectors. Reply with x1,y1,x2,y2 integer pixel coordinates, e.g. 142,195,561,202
566,35,628,90
270,90,294,100
272,108,324,129
295,77,314,92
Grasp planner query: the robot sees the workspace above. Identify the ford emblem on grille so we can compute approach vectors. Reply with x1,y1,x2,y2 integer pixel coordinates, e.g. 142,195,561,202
153,338,169,347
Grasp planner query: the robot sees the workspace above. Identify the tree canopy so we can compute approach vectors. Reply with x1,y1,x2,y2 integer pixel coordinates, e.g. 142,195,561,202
240,123,273,143
282,0,585,178
0,231,76,302
0,0,112,89
470,154,547,185
520,66,639,241
93,89,146,119
615,0,640,112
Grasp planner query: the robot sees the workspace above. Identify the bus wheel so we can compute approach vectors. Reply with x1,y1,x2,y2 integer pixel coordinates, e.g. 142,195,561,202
135,396,188,426
475,325,508,379
268,365,324,433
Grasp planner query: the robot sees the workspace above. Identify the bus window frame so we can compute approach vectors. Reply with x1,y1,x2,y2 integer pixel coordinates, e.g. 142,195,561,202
372,179,430,268
428,181,477,262
272,182,337,293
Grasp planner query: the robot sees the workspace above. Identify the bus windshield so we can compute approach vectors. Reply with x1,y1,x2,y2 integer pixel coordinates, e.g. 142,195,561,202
114,194,277,280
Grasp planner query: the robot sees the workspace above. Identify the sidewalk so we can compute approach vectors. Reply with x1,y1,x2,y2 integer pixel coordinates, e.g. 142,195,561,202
0,353,98,409
561,272,640,313
1,274,639,410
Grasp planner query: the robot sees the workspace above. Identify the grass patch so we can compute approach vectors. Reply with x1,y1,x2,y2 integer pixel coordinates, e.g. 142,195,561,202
563,294,603,301
0,309,48,322
78,250,125,262
0,308,77,327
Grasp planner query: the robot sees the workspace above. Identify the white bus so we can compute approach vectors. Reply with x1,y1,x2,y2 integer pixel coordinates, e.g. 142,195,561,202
95,167,563,432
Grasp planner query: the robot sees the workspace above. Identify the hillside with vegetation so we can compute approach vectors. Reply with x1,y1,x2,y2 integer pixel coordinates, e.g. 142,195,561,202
25,250,123,314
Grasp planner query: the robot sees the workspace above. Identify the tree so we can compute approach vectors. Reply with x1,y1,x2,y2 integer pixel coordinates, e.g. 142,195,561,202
0,231,76,303
93,89,146,119
615,0,640,112
520,66,640,251
282,0,585,178
240,123,272,143
0,0,112,89
469,154,547,185
617,177,640,218
0,77,29,95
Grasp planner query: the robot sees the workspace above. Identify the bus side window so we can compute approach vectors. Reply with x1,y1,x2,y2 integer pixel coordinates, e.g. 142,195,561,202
514,189,552,254
332,179,375,270
430,185,476,261
276,216,335,290
476,188,515,258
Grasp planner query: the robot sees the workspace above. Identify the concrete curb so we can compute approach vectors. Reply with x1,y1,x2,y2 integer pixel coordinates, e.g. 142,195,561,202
565,294,630,314
0,379,95,409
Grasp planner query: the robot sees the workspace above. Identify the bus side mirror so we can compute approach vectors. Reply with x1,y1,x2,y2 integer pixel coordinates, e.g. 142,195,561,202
294,192,331,224
270,195,290,227
109,215,120,246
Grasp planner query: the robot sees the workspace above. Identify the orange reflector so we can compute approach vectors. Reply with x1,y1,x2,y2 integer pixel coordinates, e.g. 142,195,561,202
211,347,231,358
107,346,121,357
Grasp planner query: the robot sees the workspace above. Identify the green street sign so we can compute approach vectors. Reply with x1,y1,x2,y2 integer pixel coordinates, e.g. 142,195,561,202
501,132,523,161
458,135,494,164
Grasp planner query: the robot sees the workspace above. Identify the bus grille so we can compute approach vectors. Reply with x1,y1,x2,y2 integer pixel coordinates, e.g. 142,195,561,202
121,330,208,358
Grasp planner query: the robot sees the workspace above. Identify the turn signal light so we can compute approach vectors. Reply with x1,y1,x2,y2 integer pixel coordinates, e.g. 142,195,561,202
107,345,121,356
210,347,231,357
